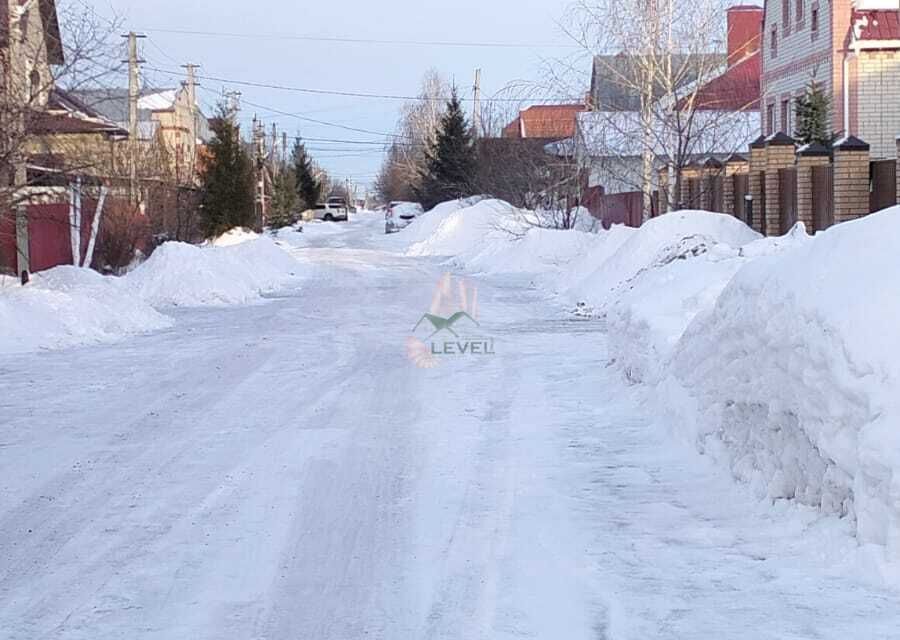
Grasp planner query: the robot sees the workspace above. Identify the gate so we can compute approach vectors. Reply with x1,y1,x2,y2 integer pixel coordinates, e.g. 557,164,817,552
870,159,897,213
733,173,749,222
811,165,834,231
757,171,766,234
778,167,798,234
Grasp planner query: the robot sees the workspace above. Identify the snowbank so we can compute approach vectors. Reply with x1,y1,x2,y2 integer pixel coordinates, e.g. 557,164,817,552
663,208,900,557
566,210,760,308
126,236,302,308
390,196,484,247
210,227,260,247
0,266,172,354
406,199,532,260
465,226,603,277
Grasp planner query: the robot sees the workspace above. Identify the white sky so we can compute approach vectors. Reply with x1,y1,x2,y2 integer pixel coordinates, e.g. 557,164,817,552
87,0,584,190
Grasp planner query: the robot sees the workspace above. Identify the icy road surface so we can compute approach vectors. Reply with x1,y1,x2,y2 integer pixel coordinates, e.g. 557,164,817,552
2,213,899,639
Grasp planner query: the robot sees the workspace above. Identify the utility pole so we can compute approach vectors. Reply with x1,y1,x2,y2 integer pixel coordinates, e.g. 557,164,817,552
473,68,483,138
181,63,200,185
10,1,38,280
252,117,267,228
123,32,146,204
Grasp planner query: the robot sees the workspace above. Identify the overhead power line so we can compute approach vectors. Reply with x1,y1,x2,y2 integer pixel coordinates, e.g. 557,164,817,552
146,65,561,104
141,27,578,49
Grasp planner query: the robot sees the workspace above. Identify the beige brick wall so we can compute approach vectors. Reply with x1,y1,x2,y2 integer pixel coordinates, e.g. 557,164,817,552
857,52,900,160
796,154,830,230
765,144,796,235
833,149,870,223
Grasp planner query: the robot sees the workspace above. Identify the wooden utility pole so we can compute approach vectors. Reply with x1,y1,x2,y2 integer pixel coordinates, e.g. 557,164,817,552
123,32,146,203
473,68,482,138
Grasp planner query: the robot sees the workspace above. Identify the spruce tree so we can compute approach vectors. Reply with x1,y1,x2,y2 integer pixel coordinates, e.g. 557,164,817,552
200,106,256,237
418,89,477,210
794,81,831,146
292,138,321,210
269,169,300,229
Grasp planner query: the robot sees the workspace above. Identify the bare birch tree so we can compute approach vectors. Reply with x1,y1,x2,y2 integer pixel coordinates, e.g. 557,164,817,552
564,0,758,217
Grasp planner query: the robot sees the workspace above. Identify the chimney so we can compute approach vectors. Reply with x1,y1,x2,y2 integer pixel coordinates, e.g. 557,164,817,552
727,5,764,67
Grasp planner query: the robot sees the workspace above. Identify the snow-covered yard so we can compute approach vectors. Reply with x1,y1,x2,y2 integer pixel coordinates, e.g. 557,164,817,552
2,207,900,638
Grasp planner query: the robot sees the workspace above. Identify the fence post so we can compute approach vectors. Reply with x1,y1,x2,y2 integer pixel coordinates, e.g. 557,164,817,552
681,162,700,209
748,135,767,232
764,132,796,236
833,135,871,224
724,153,749,218
896,135,900,205
796,143,831,231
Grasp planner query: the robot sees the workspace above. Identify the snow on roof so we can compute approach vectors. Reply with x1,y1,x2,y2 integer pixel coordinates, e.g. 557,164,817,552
138,90,179,111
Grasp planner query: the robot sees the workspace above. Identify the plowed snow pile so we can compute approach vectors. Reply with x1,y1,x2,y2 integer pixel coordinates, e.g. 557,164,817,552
126,236,302,307
665,207,900,557
0,266,172,354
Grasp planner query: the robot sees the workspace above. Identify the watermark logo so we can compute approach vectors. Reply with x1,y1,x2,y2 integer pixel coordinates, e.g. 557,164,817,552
406,273,495,368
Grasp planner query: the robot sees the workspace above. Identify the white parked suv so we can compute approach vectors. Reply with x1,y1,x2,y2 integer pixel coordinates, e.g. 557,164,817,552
385,201,424,234
303,200,349,222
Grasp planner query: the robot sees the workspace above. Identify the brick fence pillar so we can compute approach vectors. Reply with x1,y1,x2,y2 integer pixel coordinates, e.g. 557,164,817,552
724,153,749,218
833,135,871,224
765,132,796,236
748,135,767,232
796,143,831,231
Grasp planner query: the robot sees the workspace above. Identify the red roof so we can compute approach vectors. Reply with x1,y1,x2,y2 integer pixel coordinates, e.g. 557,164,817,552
689,50,761,111
853,9,900,41
502,104,587,140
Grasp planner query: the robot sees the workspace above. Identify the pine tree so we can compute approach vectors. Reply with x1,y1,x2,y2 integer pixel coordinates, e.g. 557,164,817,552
269,168,300,229
200,106,256,237
418,88,478,210
292,138,321,210
794,81,831,146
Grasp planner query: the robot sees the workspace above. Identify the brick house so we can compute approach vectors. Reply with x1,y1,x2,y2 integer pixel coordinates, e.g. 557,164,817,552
501,104,588,141
761,0,900,158
1,0,131,274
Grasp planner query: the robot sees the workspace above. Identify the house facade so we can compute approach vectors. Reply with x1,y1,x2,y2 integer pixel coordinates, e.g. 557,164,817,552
761,0,900,158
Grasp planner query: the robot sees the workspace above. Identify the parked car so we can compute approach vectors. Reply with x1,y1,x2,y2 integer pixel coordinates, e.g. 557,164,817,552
303,201,349,222
385,201,425,234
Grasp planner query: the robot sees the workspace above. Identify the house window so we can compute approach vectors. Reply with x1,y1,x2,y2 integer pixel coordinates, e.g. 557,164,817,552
781,99,791,134
811,4,819,38
782,0,791,34
771,25,778,57
797,0,805,24
766,103,775,135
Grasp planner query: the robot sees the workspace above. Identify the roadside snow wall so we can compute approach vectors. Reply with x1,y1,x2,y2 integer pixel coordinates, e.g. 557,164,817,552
663,208,900,557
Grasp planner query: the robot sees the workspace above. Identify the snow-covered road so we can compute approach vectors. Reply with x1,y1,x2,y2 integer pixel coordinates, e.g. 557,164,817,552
2,214,899,639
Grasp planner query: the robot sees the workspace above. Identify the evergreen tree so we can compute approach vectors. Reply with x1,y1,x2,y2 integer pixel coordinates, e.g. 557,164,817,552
794,81,831,146
418,88,478,210
200,106,256,237
269,168,300,229
292,138,321,210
